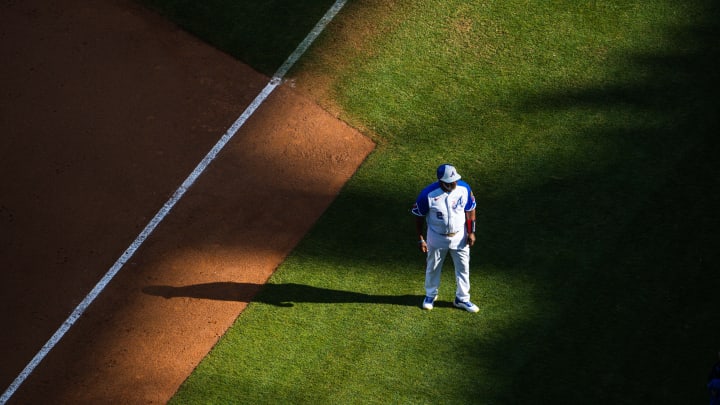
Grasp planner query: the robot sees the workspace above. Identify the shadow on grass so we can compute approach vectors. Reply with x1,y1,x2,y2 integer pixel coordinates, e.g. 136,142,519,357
284,3,718,403
143,282,422,308
138,0,339,75
140,1,719,403
461,10,720,405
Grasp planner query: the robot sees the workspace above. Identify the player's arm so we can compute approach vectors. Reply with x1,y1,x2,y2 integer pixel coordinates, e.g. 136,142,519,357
411,199,429,253
465,208,476,247
415,215,428,253
464,189,477,247
412,201,427,253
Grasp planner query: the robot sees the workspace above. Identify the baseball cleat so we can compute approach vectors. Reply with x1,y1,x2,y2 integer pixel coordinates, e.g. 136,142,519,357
422,296,437,310
453,298,479,313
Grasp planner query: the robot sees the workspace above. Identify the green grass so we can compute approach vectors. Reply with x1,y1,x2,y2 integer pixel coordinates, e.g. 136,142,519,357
140,0,720,403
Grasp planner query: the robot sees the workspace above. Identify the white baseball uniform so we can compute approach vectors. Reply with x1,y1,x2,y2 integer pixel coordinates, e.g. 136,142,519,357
412,180,476,301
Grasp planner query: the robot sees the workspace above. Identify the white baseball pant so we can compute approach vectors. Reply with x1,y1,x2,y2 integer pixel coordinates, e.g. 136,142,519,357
424,236,471,302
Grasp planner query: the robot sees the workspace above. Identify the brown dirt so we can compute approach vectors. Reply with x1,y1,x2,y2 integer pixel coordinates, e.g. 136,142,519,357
0,0,374,403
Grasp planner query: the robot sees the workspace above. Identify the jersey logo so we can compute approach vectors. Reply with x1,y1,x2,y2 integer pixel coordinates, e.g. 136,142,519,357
452,197,464,209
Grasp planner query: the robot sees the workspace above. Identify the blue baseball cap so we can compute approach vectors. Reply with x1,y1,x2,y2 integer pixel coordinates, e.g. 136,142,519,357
436,164,461,183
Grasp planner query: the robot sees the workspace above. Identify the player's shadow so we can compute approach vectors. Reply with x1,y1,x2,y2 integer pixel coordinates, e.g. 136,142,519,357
142,282,421,308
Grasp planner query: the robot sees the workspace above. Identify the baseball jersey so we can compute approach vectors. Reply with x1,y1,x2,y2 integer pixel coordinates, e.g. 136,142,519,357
412,181,476,236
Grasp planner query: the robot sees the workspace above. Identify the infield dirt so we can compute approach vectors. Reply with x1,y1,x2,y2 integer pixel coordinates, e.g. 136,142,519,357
0,0,373,402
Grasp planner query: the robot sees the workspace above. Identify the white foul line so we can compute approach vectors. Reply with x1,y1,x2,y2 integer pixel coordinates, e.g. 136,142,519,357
0,1,347,403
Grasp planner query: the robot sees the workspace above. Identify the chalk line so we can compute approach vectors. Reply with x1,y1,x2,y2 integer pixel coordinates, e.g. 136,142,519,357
0,0,347,403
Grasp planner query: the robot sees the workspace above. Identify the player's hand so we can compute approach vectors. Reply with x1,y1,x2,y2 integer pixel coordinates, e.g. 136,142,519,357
467,233,476,247
419,241,428,253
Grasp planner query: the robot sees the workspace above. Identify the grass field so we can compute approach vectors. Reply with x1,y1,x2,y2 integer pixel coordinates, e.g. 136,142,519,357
142,0,719,403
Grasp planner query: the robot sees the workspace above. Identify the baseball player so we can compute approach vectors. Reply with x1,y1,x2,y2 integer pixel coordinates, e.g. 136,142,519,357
411,164,479,312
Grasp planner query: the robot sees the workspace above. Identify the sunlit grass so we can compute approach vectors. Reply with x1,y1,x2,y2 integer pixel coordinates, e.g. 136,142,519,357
144,0,720,403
